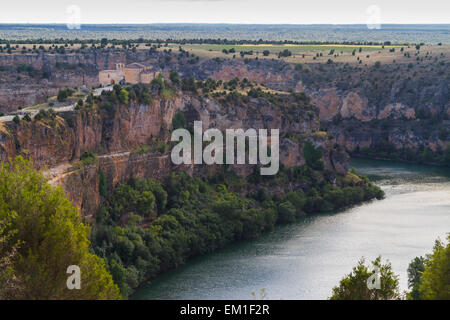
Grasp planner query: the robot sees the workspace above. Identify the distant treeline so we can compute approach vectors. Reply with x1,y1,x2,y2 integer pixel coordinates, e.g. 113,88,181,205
0,38,414,46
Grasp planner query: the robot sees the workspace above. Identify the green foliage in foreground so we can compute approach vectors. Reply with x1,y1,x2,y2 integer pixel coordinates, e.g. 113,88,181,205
92,166,384,298
330,235,449,300
0,157,121,300
407,256,426,300
407,235,450,300
329,256,401,300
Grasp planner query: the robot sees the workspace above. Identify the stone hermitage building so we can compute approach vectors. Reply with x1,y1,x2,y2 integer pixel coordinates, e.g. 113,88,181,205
99,62,158,85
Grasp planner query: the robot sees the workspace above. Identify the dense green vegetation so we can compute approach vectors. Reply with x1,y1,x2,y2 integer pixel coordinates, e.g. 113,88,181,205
57,88,75,102
95,81,174,115
0,157,121,300
407,235,450,300
92,159,384,298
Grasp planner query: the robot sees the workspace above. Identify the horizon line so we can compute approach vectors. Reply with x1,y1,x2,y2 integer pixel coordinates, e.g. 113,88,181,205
1,22,449,26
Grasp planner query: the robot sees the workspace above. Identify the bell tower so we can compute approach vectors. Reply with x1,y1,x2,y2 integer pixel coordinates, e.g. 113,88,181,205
116,63,124,71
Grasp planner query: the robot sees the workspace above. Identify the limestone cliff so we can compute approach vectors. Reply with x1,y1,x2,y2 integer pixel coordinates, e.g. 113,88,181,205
182,59,449,159
0,88,348,217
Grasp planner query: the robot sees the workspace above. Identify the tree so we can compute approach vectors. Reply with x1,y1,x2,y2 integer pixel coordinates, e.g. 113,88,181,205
118,89,129,105
99,171,107,198
442,143,450,167
278,49,292,58
169,70,180,85
57,89,68,102
0,157,121,300
23,114,31,122
417,235,450,300
329,256,401,300
407,256,426,300
172,111,185,130
303,141,324,170
181,76,197,92
421,147,434,163
276,201,296,223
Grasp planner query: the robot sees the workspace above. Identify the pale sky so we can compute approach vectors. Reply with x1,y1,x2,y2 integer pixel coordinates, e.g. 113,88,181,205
0,0,448,24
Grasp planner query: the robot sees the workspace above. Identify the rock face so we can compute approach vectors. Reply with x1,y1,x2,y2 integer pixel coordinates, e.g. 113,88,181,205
183,59,449,155
0,89,348,217
2,51,448,157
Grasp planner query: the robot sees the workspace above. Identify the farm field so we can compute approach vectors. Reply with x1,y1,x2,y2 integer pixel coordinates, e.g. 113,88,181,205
161,43,449,65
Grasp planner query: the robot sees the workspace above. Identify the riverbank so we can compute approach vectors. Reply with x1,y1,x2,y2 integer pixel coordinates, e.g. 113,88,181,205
350,147,450,168
132,158,450,300
91,163,384,298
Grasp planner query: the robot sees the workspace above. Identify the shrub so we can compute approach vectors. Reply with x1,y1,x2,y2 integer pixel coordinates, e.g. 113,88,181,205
57,90,68,102
303,141,324,170
99,171,108,198
80,151,97,165
172,111,185,130
278,49,292,58
169,70,180,84
118,89,129,105
12,116,20,124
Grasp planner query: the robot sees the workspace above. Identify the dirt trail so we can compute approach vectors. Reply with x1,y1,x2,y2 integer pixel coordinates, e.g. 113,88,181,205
44,150,170,186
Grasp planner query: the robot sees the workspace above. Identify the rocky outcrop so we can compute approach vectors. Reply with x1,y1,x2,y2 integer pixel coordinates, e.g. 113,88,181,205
185,59,449,155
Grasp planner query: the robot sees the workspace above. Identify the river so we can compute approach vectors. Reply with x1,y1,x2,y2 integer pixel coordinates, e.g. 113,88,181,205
133,158,450,300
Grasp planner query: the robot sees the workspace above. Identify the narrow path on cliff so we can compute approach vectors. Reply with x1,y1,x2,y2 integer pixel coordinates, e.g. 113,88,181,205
45,150,170,186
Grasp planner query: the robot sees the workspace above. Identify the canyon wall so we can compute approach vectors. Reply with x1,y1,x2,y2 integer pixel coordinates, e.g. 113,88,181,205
0,90,347,217
1,49,446,193
181,58,449,155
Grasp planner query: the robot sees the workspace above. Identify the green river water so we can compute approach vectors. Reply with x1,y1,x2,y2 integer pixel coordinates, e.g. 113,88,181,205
133,158,450,300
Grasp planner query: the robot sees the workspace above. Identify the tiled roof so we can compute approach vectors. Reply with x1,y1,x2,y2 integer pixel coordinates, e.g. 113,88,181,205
99,70,121,73
126,62,146,69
